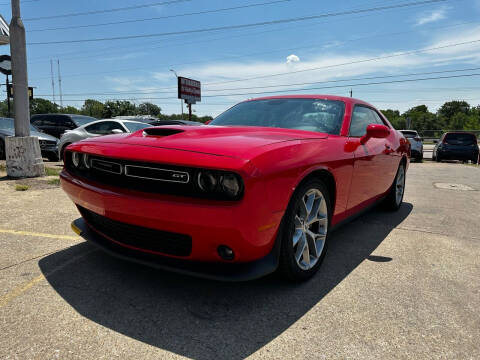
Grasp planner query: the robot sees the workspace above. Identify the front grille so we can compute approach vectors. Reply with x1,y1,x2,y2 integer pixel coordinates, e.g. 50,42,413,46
79,206,192,257
39,140,56,148
64,152,242,200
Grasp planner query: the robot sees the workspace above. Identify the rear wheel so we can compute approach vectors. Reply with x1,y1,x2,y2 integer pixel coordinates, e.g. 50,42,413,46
384,162,406,211
278,178,331,282
436,155,442,163
0,138,5,160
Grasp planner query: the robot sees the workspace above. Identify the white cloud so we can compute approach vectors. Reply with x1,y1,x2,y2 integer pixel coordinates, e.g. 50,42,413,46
415,6,448,26
286,54,300,64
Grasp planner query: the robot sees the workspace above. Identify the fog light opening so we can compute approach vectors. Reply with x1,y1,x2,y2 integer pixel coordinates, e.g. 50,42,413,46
218,245,235,261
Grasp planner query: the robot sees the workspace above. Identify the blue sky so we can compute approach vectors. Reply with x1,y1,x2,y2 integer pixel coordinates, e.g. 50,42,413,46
1,0,480,116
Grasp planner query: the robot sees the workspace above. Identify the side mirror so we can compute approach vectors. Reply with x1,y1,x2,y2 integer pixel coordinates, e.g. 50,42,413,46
111,129,124,134
204,120,212,125
360,124,390,144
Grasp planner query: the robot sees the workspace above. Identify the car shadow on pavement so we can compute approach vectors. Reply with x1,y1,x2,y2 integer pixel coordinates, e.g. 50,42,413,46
39,203,412,359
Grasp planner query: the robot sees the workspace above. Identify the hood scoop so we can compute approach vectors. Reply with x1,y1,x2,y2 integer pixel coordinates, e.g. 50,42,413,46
143,127,185,137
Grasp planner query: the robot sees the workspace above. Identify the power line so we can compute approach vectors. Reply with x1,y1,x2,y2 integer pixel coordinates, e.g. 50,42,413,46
26,0,412,63
0,0,39,5
31,38,480,86
26,0,447,45
23,0,193,21
34,73,480,101
34,67,480,97
29,0,293,32
204,38,480,85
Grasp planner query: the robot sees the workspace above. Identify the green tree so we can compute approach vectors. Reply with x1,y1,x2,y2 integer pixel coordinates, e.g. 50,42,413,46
102,100,137,118
137,102,161,116
403,105,441,130
81,99,104,118
60,105,81,114
30,98,59,115
381,109,405,129
438,100,470,120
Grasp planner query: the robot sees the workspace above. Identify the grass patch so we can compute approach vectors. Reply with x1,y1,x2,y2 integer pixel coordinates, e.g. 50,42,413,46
15,184,29,191
47,177,60,185
45,167,61,176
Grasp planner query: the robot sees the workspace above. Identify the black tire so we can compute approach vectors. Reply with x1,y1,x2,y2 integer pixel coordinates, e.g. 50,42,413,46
278,178,331,282
0,138,5,160
436,155,442,163
384,162,406,211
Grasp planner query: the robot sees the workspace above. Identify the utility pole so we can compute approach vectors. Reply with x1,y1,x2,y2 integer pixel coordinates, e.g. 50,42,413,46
50,59,55,104
57,59,63,107
5,0,44,177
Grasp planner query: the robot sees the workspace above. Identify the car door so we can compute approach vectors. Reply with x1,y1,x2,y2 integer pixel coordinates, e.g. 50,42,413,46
346,105,394,211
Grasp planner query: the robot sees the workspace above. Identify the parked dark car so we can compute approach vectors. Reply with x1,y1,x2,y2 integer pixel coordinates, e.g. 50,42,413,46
0,117,59,161
30,114,96,139
433,132,479,163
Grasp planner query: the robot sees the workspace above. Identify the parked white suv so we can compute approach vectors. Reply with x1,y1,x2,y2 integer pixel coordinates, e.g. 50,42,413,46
400,130,423,161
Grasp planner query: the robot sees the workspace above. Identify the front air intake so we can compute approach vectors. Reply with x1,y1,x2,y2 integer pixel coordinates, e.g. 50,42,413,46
143,128,185,137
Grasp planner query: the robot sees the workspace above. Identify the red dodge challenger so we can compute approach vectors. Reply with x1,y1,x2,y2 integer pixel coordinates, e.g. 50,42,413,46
61,95,410,282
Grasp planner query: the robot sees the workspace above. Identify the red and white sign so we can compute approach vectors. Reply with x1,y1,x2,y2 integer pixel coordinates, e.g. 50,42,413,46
178,76,201,104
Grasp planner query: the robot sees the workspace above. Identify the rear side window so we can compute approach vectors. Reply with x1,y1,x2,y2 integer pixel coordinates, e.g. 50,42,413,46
31,116,44,126
86,121,125,135
400,131,418,138
444,133,476,145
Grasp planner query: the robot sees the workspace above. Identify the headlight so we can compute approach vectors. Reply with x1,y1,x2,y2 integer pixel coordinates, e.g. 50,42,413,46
197,171,218,192
197,170,243,199
82,154,91,169
72,152,81,167
220,173,241,198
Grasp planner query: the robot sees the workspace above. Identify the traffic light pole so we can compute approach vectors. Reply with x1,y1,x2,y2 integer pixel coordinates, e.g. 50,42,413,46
5,0,44,177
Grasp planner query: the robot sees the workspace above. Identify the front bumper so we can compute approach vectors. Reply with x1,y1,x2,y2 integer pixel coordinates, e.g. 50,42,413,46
60,169,282,263
41,146,59,158
72,218,279,281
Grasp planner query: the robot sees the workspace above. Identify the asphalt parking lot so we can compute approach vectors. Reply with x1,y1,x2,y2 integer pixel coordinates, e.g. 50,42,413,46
1,160,479,359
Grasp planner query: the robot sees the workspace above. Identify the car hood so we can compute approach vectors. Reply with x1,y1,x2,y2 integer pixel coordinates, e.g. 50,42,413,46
0,128,58,142
84,125,328,158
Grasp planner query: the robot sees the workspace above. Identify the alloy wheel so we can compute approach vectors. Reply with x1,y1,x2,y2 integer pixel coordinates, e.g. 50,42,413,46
395,165,405,205
292,188,328,271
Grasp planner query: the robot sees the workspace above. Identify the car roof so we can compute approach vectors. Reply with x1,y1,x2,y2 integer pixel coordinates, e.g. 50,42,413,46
245,94,375,107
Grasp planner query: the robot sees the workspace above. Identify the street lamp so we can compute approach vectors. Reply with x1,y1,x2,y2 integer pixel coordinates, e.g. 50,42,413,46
170,69,183,117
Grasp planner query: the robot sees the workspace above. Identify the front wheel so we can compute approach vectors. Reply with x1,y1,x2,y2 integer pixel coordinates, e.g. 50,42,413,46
278,178,331,282
384,162,406,211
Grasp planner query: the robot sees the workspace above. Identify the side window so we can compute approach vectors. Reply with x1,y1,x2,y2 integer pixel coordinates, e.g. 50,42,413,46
86,121,125,135
371,110,387,126
349,106,375,137
42,116,57,127
31,116,44,126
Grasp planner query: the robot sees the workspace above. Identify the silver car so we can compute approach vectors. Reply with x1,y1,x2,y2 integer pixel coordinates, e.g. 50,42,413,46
58,119,152,160
0,117,60,161
400,130,424,161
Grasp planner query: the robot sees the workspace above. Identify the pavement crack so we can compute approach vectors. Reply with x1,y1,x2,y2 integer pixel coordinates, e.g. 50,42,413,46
0,247,71,271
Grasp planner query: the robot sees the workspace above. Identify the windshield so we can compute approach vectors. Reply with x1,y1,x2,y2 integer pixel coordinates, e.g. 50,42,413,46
71,115,97,127
210,99,346,135
444,133,476,145
0,118,40,133
123,122,152,132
